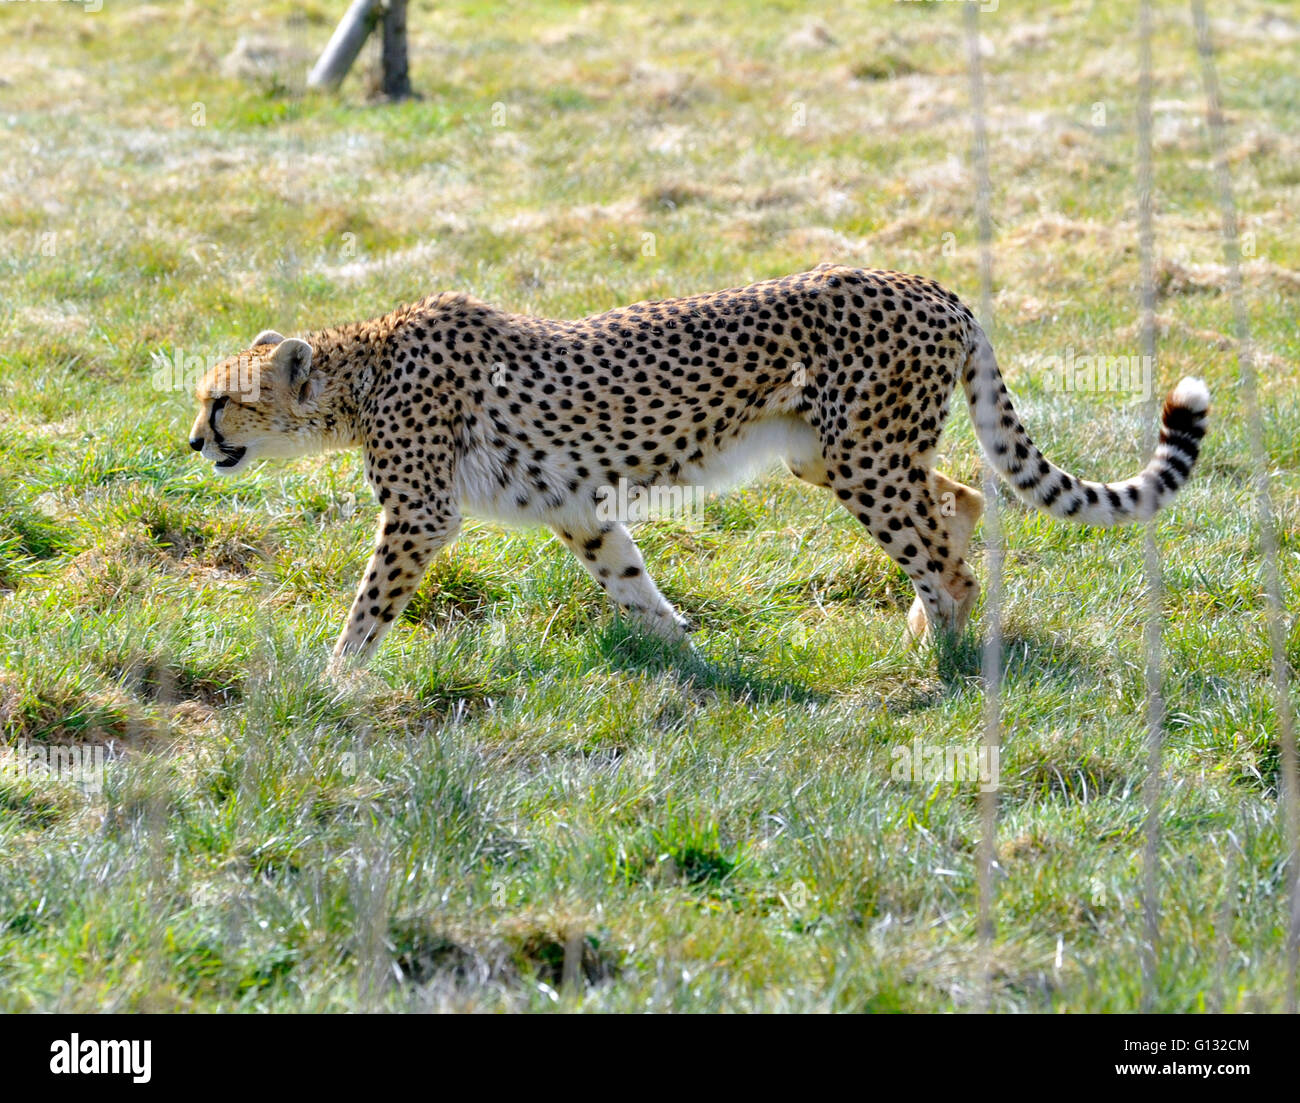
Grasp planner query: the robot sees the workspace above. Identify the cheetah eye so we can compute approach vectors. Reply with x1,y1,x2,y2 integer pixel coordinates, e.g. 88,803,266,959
210,394,231,426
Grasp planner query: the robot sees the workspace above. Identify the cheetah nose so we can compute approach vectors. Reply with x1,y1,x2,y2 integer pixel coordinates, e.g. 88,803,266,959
189,436,204,452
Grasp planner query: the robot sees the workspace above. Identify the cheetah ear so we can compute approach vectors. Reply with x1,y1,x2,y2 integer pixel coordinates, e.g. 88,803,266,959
270,338,317,406
251,330,285,347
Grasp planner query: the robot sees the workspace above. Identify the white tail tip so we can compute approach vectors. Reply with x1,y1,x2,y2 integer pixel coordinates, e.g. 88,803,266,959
1169,376,1210,412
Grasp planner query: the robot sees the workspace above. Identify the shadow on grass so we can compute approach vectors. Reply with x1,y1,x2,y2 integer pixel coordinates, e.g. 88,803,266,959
588,620,830,707
933,624,1116,698
584,617,1105,712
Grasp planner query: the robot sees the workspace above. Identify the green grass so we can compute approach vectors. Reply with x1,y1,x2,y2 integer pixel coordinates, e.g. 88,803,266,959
0,0,1297,1011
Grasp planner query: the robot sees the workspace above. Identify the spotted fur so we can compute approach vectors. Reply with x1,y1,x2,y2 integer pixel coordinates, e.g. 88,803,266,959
188,264,1209,668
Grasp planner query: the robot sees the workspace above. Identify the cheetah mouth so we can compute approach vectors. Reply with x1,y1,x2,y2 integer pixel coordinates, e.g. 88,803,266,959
215,446,247,469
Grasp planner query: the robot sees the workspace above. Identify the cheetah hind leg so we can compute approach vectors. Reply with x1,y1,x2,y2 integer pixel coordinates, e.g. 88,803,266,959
790,447,967,637
907,472,984,641
552,520,694,643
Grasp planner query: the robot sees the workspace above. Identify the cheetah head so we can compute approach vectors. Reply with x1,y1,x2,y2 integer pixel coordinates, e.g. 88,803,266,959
189,331,327,476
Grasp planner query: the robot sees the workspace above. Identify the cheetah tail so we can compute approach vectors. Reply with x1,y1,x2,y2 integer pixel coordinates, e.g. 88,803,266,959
961,325,1209,526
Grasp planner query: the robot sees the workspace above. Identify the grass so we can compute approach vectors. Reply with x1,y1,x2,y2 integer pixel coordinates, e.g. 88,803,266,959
0,0,1297,1011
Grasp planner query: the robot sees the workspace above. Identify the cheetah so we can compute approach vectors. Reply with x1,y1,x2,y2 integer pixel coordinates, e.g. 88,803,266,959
188,265,1208,671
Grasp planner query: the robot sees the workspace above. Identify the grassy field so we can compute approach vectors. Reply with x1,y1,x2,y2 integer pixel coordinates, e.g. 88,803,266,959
0,0,1297,1012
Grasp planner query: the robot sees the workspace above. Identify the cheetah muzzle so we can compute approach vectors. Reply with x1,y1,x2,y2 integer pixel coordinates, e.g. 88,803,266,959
188,265,1209,670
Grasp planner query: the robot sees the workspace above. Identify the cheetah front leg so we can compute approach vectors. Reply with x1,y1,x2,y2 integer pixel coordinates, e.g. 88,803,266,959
552,520,693,643
329,503,461,672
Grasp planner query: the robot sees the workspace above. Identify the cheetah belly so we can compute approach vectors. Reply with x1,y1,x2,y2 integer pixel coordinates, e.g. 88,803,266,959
454,414,823,528
672,415,822,491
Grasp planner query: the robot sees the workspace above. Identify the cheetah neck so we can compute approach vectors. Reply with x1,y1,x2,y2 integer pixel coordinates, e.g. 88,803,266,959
302,321,380,451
